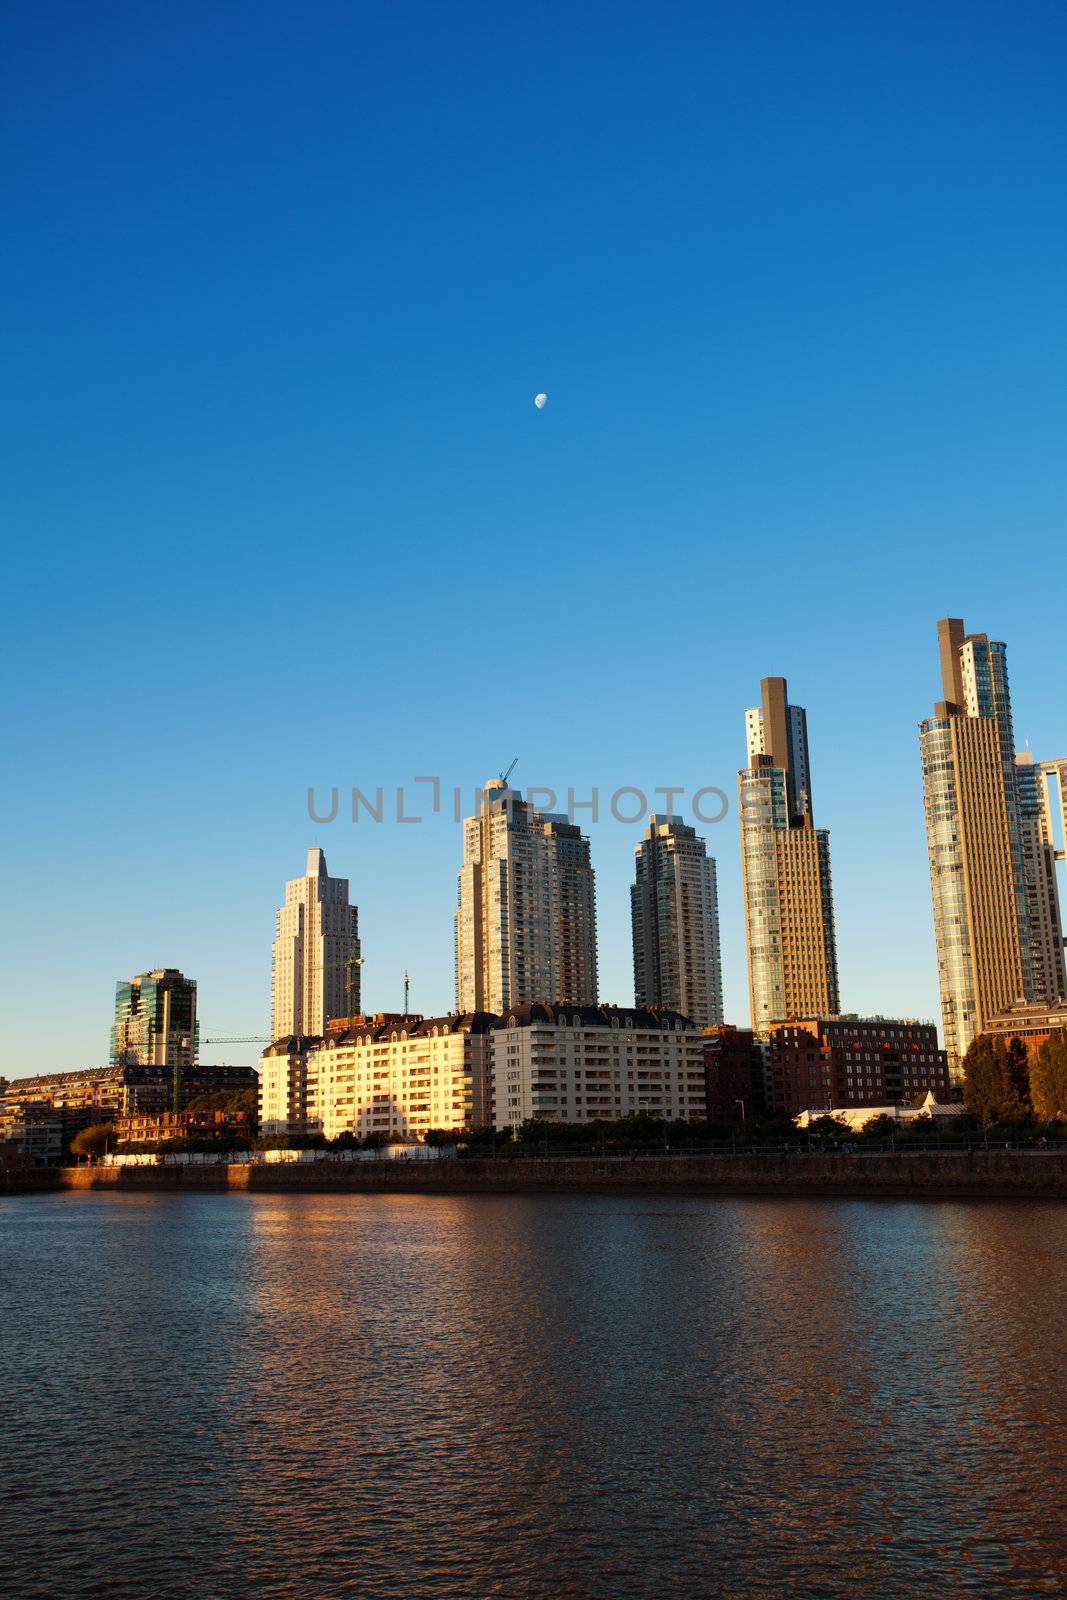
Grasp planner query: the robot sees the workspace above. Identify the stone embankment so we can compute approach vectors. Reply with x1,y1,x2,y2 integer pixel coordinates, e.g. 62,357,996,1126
4,1151,1066,1199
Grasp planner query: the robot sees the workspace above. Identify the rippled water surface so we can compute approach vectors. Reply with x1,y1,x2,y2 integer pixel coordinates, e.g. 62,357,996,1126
1,1192,1065,1599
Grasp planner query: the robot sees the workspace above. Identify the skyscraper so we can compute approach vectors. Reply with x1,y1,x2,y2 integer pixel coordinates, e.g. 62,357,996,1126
919,618,1036,1072
111,968,198,1069
271,848,361,1039
738,677,840,1030
1016,754,1067,1006
631,815,723,1026
455,781,598,1013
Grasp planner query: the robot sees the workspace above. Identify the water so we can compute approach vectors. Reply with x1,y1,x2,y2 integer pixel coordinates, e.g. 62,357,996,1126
1,1192,1064,1599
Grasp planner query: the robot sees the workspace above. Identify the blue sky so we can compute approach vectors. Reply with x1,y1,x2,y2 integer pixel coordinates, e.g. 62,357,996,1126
2,1,1065,1071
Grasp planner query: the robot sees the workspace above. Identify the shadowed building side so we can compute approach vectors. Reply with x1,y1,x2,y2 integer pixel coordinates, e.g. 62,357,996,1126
631,815,723,1027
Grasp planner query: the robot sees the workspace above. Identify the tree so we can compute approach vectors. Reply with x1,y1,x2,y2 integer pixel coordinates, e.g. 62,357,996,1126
858,1112,898,1140
1029,1032,1067,1122
962,1035,1028,1125
806,1114,848,1141
70,1123,117,1161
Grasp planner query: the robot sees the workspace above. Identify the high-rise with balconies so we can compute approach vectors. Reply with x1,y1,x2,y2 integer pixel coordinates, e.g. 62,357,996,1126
738,677,840,1031
1016,754,1067,1007
631,815,723,1027
919,618,1035,1072
455,781,598,1013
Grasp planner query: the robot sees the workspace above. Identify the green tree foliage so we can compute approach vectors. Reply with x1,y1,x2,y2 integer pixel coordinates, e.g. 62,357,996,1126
805,1115,849,1141
185,1087,258,1116
962,1035,1030,1125
70,1123,117,1161
1029,1031,1067,1122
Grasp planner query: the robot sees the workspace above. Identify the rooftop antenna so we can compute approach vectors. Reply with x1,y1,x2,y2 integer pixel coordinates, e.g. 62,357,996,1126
403,970,410,1018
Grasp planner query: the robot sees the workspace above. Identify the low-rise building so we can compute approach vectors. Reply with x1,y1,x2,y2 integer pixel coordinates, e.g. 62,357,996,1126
702,1025,767,1122
308,1013,495,1141
982,1000,1067,1049
260,1014,495,1142
3,1063,258,1122
795,1092,966,1132
767,1017,950,1116
490,1003,705,1129
115,1108,255,1146
259,1036,323,1135
0,1099,65,1165
260,1005,706,1137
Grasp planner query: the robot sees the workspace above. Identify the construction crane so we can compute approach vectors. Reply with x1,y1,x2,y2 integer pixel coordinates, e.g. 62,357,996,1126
202,1035,270,1045
500,756,518,787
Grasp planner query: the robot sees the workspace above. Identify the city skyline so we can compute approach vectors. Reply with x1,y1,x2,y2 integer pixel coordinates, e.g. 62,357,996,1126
10,611,1067,1075
2,4,1064,1074
47,613,1067,1073
4,10,1066,1599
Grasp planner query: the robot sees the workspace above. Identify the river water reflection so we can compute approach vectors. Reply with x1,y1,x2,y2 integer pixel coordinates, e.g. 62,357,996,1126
1,1192,1064,1598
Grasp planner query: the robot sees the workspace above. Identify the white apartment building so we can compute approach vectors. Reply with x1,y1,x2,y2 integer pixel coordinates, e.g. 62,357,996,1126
260,1014,494,1141
455,781,598,1014
490,1003,706,1130
259,1035,321,1134
260,1005,706,1138
271,848,361,1039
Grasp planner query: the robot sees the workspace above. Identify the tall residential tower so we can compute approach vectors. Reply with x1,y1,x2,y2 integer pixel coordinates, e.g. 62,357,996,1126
271,848,361,1039
455,781,598,1013
1016,755,1067,1007
631,815,723,1027
738,677,840,1031
919,618,1038,1071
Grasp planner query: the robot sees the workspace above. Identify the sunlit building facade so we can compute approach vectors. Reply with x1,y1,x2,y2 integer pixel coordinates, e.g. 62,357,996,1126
260,1014,494,1141
490,1003,705,1130
739,678,840,1031
919,619,1037,1072
455,782,598,1013
271,848,361,1039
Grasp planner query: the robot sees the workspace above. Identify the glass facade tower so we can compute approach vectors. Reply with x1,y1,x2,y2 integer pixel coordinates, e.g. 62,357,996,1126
110,968,198,1070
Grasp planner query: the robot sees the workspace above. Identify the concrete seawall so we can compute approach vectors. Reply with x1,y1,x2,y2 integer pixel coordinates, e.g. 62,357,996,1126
5,1151,1066,1200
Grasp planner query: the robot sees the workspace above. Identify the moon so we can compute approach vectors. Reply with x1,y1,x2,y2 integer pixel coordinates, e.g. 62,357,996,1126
534,392,547,409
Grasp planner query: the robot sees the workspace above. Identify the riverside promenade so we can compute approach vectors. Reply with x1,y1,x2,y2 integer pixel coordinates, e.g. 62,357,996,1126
5,1150,1067,1199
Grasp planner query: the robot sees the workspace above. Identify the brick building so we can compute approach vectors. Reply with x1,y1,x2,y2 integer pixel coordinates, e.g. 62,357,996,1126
767,1017,950,1116
702,1026,766,1122
115,1108,255,1147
